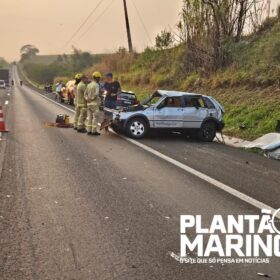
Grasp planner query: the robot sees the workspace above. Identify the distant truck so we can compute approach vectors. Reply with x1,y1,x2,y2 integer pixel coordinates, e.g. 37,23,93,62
0,69,9,86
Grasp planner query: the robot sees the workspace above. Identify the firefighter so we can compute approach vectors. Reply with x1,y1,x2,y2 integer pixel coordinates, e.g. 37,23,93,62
73,73,82,130
84,72,102,136
74,74,88,133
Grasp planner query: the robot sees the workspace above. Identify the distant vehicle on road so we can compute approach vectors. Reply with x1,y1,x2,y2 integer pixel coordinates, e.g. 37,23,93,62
44,84,53,93
0,69,9,86
108,90,225,142
0,80,6,89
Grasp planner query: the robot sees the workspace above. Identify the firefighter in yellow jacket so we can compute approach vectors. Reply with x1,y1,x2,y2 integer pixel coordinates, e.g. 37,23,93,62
74,74,88,133
84,72,102,136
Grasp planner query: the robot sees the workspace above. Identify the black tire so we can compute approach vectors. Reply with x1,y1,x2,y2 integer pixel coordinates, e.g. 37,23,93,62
198,122,217,142
126,118,148,139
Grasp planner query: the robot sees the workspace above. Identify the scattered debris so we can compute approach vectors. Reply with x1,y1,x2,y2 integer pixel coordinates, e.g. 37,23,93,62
122,177,127,180
257,273,271,278
44,122,73,128
266,148,280,160
104,216,109,220
6,195,11,198
244,133,280,160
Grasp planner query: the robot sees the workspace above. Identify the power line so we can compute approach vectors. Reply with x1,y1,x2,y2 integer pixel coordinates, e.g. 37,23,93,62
131,0,152,45
75,0,116,42
60,0,104,52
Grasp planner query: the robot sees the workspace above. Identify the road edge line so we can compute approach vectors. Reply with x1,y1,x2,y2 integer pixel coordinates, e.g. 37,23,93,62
118,135,280,218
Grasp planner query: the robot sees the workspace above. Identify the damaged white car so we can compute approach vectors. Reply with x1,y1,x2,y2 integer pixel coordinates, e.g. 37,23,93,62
107,90,225,142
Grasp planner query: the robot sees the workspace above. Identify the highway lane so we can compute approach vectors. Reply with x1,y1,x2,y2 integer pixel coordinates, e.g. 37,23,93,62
25,76,280,211
0,67,279,279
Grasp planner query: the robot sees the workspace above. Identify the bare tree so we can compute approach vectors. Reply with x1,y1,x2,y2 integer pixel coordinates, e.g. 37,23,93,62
178,0,266,70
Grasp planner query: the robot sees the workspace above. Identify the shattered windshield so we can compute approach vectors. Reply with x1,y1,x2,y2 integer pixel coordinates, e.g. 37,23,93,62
141,93,161,106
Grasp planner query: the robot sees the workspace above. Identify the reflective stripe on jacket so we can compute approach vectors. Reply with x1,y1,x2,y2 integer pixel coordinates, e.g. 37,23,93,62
76,81,87,107
84,81,100,106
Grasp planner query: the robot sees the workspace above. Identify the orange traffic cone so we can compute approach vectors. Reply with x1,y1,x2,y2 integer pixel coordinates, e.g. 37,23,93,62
0,106,8,132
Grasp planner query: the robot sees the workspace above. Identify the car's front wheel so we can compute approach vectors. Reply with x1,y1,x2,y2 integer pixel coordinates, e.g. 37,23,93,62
198,122,217,142
126,118,148,139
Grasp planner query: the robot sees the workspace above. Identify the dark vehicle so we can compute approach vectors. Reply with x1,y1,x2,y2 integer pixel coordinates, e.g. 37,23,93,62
44,84,53,93
0,69,9,86
100,90,138,111
116,91,138,109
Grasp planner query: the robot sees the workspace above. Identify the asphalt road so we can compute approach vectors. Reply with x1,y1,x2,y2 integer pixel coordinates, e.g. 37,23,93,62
0,67,279,280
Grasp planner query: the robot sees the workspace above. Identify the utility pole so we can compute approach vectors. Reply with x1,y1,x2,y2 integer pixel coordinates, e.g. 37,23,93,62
267,0,271,18
123,0,133,53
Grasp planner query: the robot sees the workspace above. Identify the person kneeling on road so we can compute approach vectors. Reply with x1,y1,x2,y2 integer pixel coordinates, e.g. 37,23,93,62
75,74,88,133
84,72,101,136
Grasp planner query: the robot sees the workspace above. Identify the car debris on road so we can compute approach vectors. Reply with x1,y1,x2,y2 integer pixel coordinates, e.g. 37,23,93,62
244,132,280,160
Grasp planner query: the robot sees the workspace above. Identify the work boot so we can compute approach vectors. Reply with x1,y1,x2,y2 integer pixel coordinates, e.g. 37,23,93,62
92,132,101,136
77,128,87,133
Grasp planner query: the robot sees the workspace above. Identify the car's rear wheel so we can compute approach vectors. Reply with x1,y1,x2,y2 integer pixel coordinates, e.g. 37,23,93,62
198,122,217,142
126,118,148,139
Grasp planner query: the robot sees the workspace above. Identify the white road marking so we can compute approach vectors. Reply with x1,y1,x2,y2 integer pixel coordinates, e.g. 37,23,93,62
24,80,280,219
120,135,280,219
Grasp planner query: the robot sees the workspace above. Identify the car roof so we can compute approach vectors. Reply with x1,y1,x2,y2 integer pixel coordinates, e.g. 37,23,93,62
155,90,203,98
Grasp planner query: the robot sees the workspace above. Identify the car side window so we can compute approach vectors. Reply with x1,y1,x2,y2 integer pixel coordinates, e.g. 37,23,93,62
184,97,206,108
164,97,183,108
203,97,216,109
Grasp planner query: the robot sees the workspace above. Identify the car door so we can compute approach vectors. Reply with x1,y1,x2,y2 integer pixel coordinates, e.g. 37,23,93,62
153,96,184,128
182,96,209,128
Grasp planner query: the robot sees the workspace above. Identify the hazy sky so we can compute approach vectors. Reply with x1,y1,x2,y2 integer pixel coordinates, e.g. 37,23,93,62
1,0,279,61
